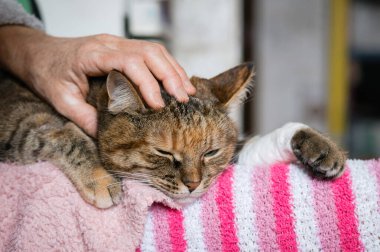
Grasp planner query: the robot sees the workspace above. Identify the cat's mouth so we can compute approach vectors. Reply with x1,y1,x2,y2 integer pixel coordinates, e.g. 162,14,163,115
152,181,207,206
169,190,206,207
174,196,200,207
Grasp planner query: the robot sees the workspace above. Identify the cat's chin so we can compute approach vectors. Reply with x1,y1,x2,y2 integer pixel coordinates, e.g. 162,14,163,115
173,197,198,207
172,191,205,207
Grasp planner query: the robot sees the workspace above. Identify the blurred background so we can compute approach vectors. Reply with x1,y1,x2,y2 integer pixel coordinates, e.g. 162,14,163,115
25,0,380,159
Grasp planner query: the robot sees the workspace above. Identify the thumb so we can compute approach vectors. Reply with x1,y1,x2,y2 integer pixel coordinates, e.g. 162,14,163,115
54,96,98,137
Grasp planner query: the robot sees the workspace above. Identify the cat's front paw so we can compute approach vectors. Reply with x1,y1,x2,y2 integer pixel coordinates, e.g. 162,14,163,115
79,167,123,208
291,128,346,178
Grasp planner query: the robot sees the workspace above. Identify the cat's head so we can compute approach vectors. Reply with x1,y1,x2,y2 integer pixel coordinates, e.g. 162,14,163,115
98,63,254,205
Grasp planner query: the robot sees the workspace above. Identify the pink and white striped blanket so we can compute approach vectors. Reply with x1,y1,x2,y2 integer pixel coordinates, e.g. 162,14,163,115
139,160,380,252
1,159,380,251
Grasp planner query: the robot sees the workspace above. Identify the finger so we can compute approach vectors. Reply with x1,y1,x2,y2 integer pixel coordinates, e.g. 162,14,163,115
159,47,196,95
121,60,165,109
143,47,189,102
83,50,165,109
53,94,98,137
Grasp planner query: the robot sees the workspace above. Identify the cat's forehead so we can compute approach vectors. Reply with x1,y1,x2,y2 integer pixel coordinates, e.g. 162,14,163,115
168,94,226,119
141,95,221,122
151,105,220,133
146,104,233,150
150,118,220,152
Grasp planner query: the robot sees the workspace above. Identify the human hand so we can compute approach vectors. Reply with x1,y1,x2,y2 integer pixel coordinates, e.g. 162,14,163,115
0,26,195,137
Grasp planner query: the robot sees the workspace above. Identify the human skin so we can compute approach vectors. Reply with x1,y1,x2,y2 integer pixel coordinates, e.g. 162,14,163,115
0,26,196,137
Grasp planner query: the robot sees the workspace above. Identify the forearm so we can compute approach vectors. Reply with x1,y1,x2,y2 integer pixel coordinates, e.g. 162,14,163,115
0,0,45,81
0,25,47,82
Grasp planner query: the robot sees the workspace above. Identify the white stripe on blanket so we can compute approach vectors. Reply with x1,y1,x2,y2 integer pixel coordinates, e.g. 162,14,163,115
349,160,380,250
183,199,207,251
140,212,156,252
232,164,260,251
289,163,322,251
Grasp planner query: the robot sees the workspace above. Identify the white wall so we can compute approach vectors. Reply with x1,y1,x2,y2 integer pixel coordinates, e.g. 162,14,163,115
255,0,329,134
170,0,242,77
351,2,380,52
37,0,126,36
170,0,243,131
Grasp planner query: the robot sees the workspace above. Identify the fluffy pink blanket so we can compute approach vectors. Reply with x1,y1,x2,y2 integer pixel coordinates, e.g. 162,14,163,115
0,162,180,251
1,160,380,251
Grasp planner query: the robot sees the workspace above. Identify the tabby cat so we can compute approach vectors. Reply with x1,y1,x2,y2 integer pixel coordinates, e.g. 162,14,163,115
0,63,346,208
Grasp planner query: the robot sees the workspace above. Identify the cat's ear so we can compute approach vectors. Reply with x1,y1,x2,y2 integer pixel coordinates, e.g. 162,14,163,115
106,70,146,114
193,62,255,108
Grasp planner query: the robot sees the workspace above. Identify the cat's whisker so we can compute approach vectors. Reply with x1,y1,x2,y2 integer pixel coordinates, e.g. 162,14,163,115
111,170,153,177
111,172,152,179
113,172,164,181
106,178,154,188
97,172,157,181
116,176,150,181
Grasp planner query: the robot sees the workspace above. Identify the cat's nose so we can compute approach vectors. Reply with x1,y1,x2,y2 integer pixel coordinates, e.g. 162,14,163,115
183,181,201,193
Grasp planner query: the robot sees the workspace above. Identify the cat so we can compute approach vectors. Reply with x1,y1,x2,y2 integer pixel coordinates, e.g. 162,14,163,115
0,63,346,208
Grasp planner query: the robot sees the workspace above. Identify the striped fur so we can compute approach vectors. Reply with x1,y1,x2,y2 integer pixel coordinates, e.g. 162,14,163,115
0,62,346,210
0,63,253,208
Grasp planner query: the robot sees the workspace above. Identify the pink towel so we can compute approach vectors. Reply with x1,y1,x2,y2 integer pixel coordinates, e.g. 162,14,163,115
1,159,380,251
0,162,179,252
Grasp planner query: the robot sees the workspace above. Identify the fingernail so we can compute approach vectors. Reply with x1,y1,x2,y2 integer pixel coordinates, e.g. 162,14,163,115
185,80,196,94
156,97,165,108
177,88,189,102
159,99,165,107
149,91,165,108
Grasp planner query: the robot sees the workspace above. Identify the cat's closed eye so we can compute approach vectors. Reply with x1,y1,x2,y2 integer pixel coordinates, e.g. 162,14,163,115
155,148,181,169
204,149,219,158
156,149,173,157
